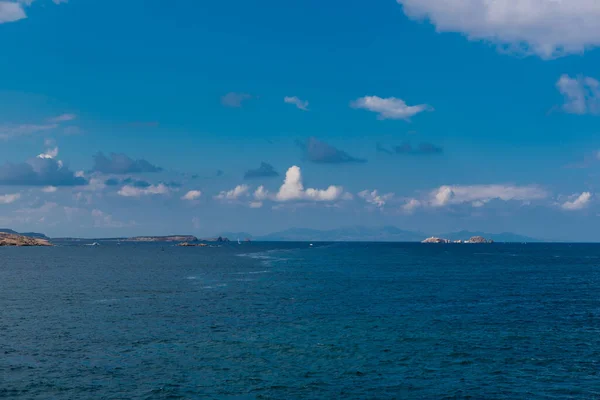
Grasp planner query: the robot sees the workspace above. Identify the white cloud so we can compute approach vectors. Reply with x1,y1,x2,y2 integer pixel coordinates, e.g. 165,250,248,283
0,2,26,24
42,186,58,193
48,113,76,123
275,166,344,202
358,190,394,208
284,96,309,111
0,123,57,140
557,75,600,115
562,192,592,210
351,96,432,120
118,184,170,197
215,185,249,201
0,193,20,204
181,190,202,201
430,184,547,207
398,0,600,59
249,186,269,208
254,186,269,201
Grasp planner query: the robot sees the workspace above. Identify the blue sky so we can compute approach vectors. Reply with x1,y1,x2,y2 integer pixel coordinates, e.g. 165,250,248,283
1,0,600,240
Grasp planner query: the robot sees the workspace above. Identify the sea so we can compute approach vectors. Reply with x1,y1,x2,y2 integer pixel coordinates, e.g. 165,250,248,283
0,242,598,399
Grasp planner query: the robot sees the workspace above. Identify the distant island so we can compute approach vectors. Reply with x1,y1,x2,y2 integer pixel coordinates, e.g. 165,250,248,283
422,236,493,244
0,232,52,247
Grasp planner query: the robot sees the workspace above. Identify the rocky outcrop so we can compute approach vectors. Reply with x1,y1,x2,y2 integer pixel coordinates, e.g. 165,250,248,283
0,233,52,247
422,237,450,244
177,242,208,247
422,236,493,244
465,236,493,244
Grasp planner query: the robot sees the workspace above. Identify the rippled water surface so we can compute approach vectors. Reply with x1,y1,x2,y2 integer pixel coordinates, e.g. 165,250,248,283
1,242,599,399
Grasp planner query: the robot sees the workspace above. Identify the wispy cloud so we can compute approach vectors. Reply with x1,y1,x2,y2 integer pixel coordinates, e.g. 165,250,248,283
0,123,58,140
48,113,76,123
557,75,600,115
221,92,253,108
358,190,394,209
215,185,250,201
284,96,309,111
0,193,21,204
351,96,432,120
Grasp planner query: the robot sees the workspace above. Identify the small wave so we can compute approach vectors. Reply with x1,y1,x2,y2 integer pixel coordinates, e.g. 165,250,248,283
231,270,269,275
93,298,119,304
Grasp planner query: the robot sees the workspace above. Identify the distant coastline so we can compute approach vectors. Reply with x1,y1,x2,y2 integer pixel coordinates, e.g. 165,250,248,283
4,225,545,245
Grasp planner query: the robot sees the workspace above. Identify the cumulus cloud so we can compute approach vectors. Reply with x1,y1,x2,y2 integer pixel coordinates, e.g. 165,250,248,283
275,166,344,202
358,190,394,208
215,185,250,201
297,137,366,164
557,75,600,115
561,192,592,210
221,92,253,108
397,0,600,59
0,154,86,187
351,96,432,120
0,193,20,204
284,96,309,111
244,162,279,179
118,184,169,197
92,152,163,174
182,190,202,201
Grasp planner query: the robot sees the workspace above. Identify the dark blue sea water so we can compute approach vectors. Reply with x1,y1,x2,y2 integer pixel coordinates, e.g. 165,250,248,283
1,242,599,399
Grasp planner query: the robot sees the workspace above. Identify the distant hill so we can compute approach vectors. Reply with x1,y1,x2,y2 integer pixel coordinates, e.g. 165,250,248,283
219,232,253,240
257,226,424,242
438,230,540,243
0,229,49,240
254,226,541,243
